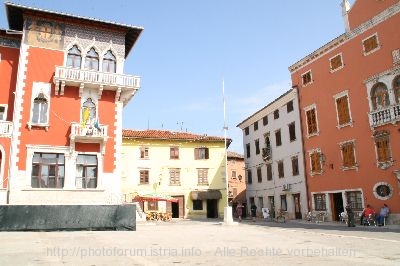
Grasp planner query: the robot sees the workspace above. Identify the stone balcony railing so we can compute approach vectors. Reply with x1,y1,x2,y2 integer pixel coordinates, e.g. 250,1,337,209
369,103,400,127
0,121,13,136
70,122,108,142
53,67,141,104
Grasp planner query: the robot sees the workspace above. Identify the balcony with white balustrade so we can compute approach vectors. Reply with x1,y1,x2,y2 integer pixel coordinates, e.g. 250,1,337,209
369,103,400,128
0,121,13,137
69,122,108,153
53,66,141,105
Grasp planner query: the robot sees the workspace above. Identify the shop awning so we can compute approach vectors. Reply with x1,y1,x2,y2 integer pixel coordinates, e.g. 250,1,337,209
190,190,222,200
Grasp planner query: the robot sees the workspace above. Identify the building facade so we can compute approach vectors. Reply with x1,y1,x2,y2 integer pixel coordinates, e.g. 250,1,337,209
289,0,400,223
0,3,142,204
227,151,246,217
121,129,231,219
237,89,308,220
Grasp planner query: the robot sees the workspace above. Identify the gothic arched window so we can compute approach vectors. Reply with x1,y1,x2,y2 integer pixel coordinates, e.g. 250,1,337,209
371,82,389,110
66,45,81,68
102,50,116,73
84,47,99,71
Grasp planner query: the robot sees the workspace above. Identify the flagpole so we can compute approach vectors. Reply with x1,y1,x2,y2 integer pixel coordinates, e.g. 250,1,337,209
222,78,229,208
222,78,233,224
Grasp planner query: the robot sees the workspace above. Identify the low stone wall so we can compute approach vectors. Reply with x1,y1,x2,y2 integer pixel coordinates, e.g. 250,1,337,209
0,204,136,231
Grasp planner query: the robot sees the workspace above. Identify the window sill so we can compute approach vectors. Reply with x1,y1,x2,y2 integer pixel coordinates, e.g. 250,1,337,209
307,132,320,138
337,121,353,129
340,165,358,171
27,122,49,131
310,170,323,176
330,65,344,73
377,160,394,170
22,188,105,192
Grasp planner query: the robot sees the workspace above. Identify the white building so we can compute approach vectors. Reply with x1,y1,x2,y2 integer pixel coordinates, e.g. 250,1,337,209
237,89,308,220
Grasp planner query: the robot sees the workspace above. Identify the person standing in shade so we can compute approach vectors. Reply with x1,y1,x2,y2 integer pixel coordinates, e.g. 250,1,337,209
236,202,243,222
250,203,257,222
345,203,355,227
377,204,390,226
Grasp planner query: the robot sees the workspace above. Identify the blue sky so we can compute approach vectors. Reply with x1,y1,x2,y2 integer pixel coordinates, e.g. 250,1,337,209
0,0,353,153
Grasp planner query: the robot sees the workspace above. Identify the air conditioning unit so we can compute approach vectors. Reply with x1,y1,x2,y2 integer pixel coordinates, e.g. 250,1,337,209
282,184,291,191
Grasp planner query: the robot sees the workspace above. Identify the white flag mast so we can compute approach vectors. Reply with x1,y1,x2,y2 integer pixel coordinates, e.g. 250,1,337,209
222,78,233,224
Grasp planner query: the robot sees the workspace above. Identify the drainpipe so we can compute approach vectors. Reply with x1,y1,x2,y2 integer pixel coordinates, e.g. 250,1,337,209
293,85,311,213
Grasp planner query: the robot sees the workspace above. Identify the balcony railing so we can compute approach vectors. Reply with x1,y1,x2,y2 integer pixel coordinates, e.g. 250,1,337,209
0,121,13,136
369,103,400,127
70,122,108,141
54,66,141,92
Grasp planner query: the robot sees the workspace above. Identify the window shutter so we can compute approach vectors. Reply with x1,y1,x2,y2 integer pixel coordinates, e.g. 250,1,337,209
205,148,209,159
337,96,350,125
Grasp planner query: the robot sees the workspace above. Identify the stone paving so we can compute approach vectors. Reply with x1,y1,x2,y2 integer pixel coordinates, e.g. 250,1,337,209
0,218,399,265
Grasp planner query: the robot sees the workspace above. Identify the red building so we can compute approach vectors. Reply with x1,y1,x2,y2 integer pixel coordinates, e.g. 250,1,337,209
289,0,399,223
0,3,142,204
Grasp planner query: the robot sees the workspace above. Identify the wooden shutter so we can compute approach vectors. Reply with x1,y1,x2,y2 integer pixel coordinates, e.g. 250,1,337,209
336,96,350,125
376,138,390,161
306,109,317,134
342,143,355,167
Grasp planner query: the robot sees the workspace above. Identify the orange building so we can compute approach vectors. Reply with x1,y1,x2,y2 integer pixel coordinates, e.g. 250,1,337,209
227,151,246,217
0,3,142,204
289,0,399,223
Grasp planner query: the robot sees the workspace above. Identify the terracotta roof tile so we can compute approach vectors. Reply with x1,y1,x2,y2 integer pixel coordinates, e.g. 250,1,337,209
123,129,232,144
227,151,244,159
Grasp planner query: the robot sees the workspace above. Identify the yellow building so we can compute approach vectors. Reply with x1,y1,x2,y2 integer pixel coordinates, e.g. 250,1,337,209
122,129,231,219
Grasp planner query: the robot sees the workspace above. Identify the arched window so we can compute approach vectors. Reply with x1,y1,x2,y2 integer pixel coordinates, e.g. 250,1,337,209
102,50,116,73
393,76,400,104
66,45,81,68
81,98,96,126
371,82,389,110
32,93,48,124
84,47,99,70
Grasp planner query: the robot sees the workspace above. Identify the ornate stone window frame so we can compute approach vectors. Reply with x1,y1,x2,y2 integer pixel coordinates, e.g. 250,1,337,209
329,53,344,73
362,32,380,56
27,82,51,131
304,104,320,138
338,139,358,171
372,182,393,200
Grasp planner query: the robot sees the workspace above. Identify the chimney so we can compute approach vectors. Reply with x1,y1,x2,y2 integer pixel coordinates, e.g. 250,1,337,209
341,0,351,32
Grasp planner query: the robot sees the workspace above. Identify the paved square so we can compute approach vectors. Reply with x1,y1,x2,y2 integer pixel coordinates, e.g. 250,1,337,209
0,219,399,265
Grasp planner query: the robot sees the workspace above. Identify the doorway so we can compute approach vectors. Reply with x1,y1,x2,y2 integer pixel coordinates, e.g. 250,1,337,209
206,199,218,218
268,196,275,219
167,196,184,218
293,194,302,219
331,193,344,221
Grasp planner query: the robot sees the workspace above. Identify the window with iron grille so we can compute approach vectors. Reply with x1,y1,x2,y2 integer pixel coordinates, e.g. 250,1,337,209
314,194,326,211
346,191,363,210
31,153,65,188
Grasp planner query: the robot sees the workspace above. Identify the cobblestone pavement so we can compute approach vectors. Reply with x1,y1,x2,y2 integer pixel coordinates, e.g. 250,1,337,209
0,218,399,265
